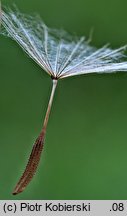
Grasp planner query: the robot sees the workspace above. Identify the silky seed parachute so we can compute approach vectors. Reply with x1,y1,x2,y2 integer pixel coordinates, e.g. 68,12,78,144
1,5,127,195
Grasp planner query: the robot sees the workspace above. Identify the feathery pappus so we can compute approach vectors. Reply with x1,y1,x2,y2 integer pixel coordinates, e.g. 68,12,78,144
1,5,127,195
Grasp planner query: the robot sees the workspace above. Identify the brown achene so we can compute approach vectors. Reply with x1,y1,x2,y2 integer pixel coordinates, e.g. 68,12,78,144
2,6,127,195
13,79,57,195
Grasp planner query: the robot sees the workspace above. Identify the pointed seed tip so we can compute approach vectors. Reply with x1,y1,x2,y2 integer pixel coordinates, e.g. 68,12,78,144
12,192,17,195
12,187,24,195
12,189,23,195
12,189,19,195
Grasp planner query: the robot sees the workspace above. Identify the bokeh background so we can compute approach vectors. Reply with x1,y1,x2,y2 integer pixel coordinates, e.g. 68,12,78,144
1,0,127,200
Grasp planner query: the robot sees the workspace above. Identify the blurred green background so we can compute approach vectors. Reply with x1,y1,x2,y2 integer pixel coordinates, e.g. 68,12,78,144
1,0,127,200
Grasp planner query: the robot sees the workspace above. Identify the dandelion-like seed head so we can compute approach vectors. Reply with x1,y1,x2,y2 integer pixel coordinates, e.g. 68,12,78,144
1,6,127,80
1,5,127,195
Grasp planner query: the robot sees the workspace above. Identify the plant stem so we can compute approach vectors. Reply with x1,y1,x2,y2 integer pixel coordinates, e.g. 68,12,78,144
12,79,58,195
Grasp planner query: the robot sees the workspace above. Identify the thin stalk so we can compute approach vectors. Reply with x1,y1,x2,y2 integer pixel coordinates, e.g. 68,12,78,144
12,79,58,195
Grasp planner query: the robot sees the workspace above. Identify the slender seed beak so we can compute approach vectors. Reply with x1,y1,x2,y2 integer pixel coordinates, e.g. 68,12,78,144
12,79,58,195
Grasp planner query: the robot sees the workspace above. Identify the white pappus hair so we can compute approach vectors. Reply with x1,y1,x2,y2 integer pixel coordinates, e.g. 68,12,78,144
1,7,127,79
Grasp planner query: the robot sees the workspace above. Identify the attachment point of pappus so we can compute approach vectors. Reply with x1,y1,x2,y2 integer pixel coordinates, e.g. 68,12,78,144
51,75,58,80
